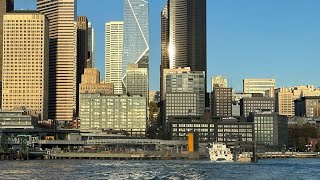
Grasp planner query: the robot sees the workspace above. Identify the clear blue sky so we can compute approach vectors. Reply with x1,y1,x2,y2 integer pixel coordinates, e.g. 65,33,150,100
16,0,320,92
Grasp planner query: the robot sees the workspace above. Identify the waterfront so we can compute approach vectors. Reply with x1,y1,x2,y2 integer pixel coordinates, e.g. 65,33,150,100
0,159,319,179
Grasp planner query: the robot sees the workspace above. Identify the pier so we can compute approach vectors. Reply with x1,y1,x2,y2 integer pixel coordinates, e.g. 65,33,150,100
47,151,189,160
257,152,320,159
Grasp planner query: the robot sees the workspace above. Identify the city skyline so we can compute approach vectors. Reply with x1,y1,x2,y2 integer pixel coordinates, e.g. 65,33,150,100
15,0,320,91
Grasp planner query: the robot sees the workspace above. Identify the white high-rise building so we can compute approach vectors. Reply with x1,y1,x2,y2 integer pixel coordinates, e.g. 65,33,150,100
37,0,77,121
2,11,49,120
105,21,123,95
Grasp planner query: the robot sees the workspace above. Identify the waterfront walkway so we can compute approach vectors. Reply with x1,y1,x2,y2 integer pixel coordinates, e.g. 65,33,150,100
257,152,320,159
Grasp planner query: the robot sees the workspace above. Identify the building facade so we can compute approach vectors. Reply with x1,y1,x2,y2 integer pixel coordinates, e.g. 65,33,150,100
2,11,49,120
0,111,37,129
88,22,95,67
248,112,288,150
80,93,147,137
79,68,113,95
211,87,232,117
211,76,228,90
243,79,276,96
169,119,254,145
295,97,320,118
275,87,294,117
76,16,89,116
105,21,123,95
162,67,191,101
240,97,275,117
160,4,169,102
165,71,205,123
125,64,148,97
0,0,14,81
232,93,253,117
37,0,77,121
167,0,207,92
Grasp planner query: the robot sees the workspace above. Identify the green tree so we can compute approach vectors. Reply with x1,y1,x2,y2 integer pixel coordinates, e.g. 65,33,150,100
148,102,158,120
297,137,306,152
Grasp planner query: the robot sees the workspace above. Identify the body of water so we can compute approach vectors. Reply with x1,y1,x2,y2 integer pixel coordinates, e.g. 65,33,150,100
0,159,319,179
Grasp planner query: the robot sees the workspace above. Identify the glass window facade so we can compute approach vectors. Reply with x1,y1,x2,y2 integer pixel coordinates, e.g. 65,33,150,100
80,93,147,137
122,0,149,78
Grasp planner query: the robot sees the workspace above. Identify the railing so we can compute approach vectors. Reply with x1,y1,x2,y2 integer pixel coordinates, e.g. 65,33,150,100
38,139,187,146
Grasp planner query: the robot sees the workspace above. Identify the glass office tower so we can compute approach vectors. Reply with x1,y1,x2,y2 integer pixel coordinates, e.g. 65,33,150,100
122,0,149,82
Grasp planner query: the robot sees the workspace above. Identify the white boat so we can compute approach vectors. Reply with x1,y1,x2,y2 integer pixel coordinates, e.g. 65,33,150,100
208,142,234,162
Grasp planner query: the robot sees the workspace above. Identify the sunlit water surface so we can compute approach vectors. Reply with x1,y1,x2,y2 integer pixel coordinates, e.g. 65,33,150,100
0,159,319,179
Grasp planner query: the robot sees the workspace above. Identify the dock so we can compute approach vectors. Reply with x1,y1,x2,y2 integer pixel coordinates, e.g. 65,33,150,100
47,151,190,160
257,152,320,159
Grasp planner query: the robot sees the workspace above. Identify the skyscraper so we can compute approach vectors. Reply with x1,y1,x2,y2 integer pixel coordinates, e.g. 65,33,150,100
162,0,207,106
160,4,169,101
2,11,49,120
122,0,149,89
168,0,207,74
105,21,123,95
76,16,88,116
88,22,95,68
37,0,77,121
0,0,14,81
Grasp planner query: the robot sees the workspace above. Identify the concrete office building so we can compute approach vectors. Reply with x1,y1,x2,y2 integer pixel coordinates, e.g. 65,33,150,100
160,4,169,102
80,93,147,137
123,0,149,91
275,88,294,117
165,71,205,121
162,67,191,101
232,93,253,117
2,11,49,121
88,22,95,67
125,64,148,97
79,68,113,95
240,97,275,117
295,96,320,118
37,0,77,121
243,79,276,96
211,87,232,117
167,0,207,95
211,76,228,90
248,112,288,151
0,0,14,81
105,21,123,95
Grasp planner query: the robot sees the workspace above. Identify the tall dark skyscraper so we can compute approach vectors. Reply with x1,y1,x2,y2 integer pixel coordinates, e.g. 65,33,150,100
76,16,89,115
161,0,207,102
0,0,14,81
168,0,206,73
160,4,169,102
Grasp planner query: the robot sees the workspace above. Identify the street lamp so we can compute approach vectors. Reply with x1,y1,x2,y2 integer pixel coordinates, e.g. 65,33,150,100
0,122,2,151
